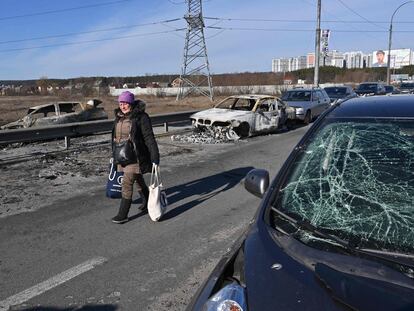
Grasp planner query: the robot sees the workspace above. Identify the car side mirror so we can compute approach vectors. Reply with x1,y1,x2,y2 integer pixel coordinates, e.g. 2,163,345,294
244,169,269,198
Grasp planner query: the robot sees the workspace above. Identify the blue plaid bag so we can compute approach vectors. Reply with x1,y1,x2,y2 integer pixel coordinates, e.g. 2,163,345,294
106,158,123,199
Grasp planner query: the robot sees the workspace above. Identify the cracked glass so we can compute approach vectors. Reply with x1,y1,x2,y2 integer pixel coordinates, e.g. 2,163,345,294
279,120,414,253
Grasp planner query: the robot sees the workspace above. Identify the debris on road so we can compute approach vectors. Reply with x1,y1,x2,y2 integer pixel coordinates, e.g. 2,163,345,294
171,127,241,144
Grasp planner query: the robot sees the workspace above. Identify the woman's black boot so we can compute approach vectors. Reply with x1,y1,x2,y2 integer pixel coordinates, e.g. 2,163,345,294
112,198,132,224
138,186,149,211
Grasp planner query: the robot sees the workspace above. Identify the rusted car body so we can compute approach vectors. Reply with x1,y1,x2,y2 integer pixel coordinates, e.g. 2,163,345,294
190,95,296,140
1,99,108,130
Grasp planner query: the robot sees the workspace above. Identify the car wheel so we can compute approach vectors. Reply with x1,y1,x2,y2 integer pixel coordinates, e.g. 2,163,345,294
235,122,250,138
303,110,312,125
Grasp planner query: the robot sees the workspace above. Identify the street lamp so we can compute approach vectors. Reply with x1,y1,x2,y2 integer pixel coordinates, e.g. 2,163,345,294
387,0,414,85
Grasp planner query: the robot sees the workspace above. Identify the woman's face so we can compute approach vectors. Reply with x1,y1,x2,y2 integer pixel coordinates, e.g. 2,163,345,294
119,101,131,114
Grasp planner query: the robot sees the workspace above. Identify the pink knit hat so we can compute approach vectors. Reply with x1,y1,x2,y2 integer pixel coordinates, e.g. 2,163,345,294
118,91,134,104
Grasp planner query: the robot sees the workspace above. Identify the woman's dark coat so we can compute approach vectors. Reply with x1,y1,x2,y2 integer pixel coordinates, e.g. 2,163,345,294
112,100,159,174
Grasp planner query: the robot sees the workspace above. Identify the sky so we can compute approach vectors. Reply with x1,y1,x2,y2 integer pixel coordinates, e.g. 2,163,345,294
1,0,414,80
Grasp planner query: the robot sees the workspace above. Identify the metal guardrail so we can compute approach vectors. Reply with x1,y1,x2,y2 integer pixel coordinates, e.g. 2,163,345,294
0,110,198,146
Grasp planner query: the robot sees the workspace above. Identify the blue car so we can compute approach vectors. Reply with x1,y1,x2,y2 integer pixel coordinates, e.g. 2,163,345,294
188,95,414,311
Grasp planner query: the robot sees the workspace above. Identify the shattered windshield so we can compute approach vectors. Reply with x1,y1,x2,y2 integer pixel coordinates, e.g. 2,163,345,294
278,120,414,253
215,97,255,111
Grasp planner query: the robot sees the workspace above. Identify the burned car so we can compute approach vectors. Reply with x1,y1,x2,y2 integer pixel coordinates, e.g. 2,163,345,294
190,95,295,140
188,95,414,311
0,99,108,130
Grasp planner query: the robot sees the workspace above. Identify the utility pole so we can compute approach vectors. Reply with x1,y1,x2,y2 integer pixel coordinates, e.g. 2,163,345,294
314,0,321,87
387,1,414,85
177,0,213,101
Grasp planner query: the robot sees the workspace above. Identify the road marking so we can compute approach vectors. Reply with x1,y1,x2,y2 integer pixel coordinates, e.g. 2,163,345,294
0,257,107,311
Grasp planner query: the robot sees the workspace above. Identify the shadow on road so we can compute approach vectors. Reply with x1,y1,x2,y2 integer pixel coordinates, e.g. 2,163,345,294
160,166,254,221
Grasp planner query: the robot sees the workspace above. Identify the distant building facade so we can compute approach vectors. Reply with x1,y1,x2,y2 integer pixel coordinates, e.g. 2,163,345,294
271,48,414,73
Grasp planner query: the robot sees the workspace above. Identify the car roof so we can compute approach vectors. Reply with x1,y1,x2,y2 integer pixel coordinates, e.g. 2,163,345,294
287,88,319,91
29,102,79,110
324,86,348,89
327,95,414,119
358,82,382,85
227,94,277,100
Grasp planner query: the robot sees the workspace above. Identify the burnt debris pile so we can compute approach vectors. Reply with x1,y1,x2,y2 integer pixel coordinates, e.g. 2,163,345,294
171,127,241,144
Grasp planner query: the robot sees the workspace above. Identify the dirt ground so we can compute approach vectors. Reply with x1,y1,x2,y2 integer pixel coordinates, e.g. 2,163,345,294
0,94,229,218
0,95,223,126
0,129,224,218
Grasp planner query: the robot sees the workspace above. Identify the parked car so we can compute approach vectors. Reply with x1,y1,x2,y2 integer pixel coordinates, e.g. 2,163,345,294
323,85,357,104
190,95,296,140
384,85,401,94
399,82,414,94
188,95,414,311
354,82,386,96
0,99,108,130
281,87,331,124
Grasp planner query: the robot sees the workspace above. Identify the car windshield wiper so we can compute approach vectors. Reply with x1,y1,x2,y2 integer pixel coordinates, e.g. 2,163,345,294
270,206,414,269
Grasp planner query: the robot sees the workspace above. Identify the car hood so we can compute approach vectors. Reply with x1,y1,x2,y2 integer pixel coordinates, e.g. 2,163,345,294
191,108,252,121
283,101,310,108
243,224,414,311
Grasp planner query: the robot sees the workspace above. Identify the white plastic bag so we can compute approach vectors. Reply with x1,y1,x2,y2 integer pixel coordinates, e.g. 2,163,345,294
147,163,168,221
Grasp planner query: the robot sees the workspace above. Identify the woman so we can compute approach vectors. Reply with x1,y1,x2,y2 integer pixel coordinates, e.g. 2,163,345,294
111,91,160,224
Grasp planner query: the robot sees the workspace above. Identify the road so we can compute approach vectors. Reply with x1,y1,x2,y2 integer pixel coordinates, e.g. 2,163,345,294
0,125,309,311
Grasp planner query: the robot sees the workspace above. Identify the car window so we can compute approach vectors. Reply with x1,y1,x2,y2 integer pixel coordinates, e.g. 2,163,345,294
282,91,311,101
317,90,326,100
233,98,255,111
258,99,272,112
325,87,347,96
357,84,378,91
277,120,414,253
215,97,237,109
27,105,57,117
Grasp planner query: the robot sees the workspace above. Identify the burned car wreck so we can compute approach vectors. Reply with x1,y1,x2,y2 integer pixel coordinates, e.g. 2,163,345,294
190,95,296,140
0,99,108,130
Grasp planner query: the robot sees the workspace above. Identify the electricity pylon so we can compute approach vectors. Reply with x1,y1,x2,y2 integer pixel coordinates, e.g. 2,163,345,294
176,0,213,101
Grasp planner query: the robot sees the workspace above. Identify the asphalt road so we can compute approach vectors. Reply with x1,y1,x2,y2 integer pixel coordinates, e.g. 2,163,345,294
0,125,309,311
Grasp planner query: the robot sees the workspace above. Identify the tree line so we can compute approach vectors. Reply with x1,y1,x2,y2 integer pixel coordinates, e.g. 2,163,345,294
1,65,413,96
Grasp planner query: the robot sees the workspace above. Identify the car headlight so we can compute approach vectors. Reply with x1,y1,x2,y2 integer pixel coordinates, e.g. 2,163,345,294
203,282,247,311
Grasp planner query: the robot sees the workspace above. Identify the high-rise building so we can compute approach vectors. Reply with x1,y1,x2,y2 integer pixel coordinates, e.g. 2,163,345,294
272,48,414,72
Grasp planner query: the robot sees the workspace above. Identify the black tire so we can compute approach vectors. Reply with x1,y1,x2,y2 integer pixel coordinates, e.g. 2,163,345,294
303,110,312,125
235,122,250,138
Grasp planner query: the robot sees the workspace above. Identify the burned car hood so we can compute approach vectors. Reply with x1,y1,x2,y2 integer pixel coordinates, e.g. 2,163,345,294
191,108,252,121
243,224,414,311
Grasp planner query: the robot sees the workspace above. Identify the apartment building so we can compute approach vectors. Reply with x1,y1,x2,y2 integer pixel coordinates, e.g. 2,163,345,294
272,48,413,73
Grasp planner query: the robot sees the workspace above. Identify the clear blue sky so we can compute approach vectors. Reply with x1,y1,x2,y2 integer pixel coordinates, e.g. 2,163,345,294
1,0,413,80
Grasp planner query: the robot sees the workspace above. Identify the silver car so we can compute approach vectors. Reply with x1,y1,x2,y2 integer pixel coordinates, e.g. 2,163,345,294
282,88,331,124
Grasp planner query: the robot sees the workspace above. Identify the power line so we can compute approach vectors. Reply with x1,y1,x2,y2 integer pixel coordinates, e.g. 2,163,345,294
204,16,414,24
0,29,185,53
0,0,134,21
335,0,386,30
0,18,182,45
206,26,414,33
